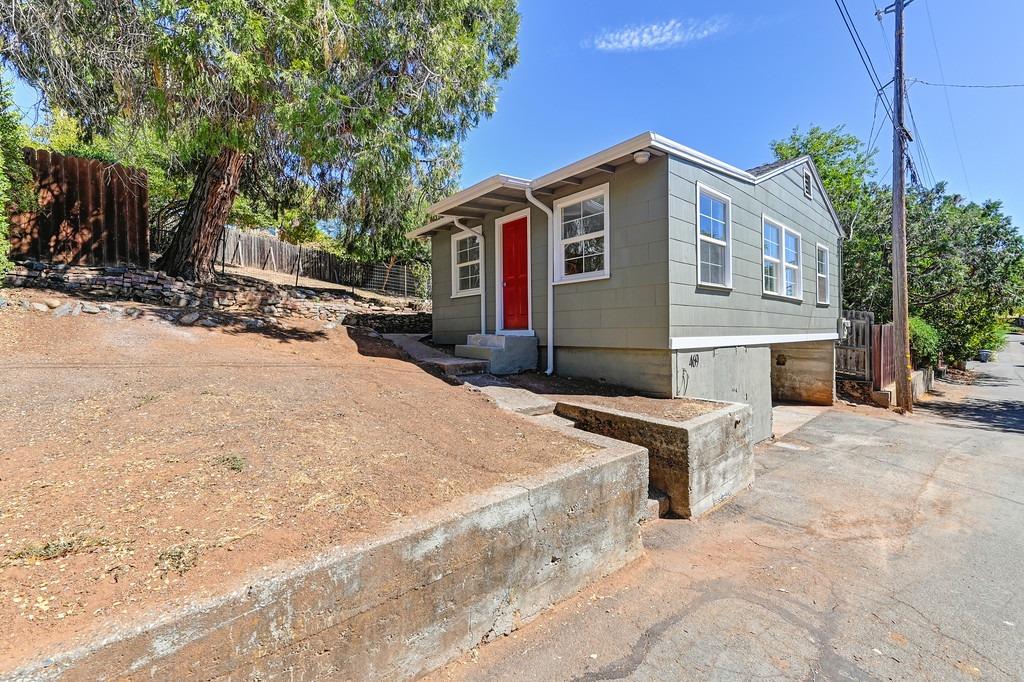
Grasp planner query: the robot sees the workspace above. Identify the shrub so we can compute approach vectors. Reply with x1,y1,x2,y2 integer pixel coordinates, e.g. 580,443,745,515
909,316,940,367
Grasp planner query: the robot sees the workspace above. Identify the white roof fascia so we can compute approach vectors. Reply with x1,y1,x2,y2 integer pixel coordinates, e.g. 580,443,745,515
648,133,756,183
529,132,659,189
427,174,530,216
406,215,457,240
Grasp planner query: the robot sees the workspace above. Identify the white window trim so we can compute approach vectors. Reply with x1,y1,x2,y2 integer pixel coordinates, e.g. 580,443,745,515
450,231,481,298
816,242,831,305
695,182,733,289
494,208,533,333
552,183,610,285
761,214,802,301
803,168,814,199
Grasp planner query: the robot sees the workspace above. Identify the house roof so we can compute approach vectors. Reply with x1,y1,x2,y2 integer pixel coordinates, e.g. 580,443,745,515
408,133,847,239
747,158,799,177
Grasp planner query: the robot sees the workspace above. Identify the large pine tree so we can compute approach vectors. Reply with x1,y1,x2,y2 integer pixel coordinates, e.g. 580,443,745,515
1,0,518,281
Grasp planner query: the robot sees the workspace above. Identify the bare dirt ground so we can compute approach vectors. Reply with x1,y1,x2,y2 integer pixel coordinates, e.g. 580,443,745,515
502,372,720,422
0,288,590,668
222,263,428,309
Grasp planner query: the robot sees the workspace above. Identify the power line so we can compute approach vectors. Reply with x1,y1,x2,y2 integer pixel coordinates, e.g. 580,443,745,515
905,94,936,188
833,0,895,125
922,0,972,195
908,78,1024,89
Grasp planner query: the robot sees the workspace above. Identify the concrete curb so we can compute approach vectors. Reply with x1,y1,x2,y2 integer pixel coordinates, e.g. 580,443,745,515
4,436,647,681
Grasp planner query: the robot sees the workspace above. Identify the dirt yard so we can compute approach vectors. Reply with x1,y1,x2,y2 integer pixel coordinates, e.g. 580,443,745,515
0,289,591,668
503,372,721,422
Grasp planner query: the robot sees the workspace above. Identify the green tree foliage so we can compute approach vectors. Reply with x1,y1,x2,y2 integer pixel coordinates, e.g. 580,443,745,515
0,78,32,274
772,126,1024,362
908,316,940,367
2,0,519,281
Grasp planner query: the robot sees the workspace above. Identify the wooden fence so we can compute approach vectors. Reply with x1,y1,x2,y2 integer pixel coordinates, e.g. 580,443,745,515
9,148,149,266
152,224,431,298
836,309,896,390
872,323,897,391
837,310,875,383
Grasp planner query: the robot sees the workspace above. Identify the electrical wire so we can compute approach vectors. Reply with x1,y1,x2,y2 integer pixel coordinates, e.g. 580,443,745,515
923,0,972,195
834,0,895,125
908,78,1024,89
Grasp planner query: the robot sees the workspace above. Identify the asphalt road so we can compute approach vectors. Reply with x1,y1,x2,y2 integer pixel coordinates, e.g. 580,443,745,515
431,334,1024,681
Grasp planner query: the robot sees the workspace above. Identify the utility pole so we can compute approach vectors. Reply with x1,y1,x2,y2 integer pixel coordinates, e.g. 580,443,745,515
887,0,914,412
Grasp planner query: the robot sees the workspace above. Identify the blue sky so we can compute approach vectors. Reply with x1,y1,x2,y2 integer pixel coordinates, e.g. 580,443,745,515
457,0,1024,226
8,0,1023,225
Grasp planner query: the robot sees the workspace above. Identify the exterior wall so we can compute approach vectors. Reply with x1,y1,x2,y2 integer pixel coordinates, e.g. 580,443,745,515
668,157,842,341
551,347,673,397
673,346,773,442
770,340,837,405
432,156,671,353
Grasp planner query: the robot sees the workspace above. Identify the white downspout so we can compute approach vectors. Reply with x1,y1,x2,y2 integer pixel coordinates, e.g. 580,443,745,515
454,218,486,335
525,189,555,375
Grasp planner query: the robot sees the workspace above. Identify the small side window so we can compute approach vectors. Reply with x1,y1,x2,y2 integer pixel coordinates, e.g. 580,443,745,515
816,244,830,305
803,168,813,199
451,233,481,297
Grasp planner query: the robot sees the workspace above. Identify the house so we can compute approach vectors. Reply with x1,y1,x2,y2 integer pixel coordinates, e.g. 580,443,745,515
407,132,847,441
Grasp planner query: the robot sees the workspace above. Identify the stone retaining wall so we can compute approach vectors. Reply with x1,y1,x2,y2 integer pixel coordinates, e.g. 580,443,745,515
4,260,421,323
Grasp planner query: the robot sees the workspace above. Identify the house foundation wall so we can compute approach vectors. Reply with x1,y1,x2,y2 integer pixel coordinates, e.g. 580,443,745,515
672,346,773,442
550,347,674,397
769,340,836,405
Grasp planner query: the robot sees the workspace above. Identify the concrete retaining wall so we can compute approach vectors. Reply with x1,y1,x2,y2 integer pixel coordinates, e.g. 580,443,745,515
4,436,647,681
769,340,836,405
553,401,753,519
672,346,772,442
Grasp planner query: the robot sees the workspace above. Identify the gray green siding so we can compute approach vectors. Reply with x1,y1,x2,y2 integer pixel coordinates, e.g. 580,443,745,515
668,157,842,339
431,156,670,353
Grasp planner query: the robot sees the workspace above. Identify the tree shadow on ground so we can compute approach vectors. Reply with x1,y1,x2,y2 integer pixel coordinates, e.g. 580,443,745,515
919,397,1024,435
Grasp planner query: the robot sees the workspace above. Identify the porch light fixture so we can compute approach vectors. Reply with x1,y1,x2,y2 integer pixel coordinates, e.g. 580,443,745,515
633,150,651,165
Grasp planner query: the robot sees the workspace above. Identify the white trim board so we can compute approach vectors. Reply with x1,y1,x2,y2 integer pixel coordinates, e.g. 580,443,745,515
669,332,838,350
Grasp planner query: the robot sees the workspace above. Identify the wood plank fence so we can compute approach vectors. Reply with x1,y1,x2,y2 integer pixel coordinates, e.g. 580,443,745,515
153,224,431,298
837,309,896,390
9,148,149,266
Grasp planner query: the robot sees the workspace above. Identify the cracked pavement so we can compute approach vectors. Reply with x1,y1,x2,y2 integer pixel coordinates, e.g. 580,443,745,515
430,334,1024,681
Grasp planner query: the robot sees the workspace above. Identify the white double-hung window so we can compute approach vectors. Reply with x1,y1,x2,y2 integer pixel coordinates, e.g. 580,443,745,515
816,244,830,304
451,232,481,297
762,215,802,299
696,184,731,288
554,183,609,283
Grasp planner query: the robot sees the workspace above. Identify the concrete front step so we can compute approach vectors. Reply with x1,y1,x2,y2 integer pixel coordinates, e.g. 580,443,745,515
456,334,539,375
645,486,670,521
454,344,494,361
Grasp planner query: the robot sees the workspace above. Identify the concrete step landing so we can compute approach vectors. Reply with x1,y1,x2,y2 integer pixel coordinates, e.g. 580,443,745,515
645,486,670,521
384,333,488,376
455,333,538,374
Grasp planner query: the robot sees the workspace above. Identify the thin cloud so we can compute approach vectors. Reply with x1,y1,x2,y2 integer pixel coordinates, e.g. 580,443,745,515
586,17,728,53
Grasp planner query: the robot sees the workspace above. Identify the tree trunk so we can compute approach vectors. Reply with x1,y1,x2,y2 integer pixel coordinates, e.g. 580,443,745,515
157,148,245,282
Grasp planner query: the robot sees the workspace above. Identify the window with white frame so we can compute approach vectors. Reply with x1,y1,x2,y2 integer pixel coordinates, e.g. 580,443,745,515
816,244,830,304
697,185,731,287
451,232,481,296
762,220,781,294
554,184,608,283
783,229,802,298
762,216,802,299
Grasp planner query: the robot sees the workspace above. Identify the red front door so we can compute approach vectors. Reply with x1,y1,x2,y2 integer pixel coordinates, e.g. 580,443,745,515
502,216,529,330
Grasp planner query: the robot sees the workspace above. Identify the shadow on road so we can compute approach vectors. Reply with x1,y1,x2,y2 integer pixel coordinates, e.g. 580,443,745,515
919,397,1024,434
